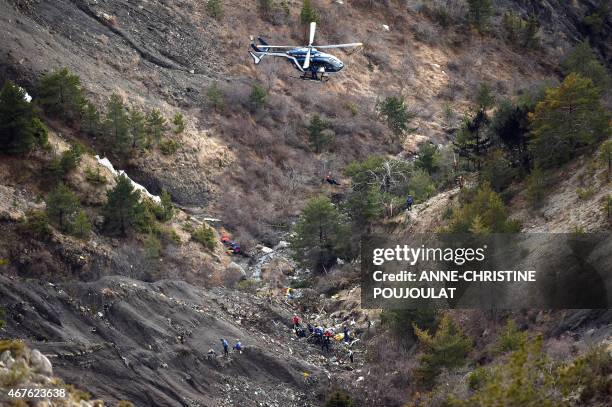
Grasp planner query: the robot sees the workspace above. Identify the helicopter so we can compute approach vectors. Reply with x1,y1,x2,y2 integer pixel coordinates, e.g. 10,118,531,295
249,22,362,81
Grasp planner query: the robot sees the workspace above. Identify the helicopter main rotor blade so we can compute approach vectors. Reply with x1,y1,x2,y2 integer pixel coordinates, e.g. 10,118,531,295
303,22,316,69
315,43,363,49
309,21,316,46
255,45,302,48
303,47,311,69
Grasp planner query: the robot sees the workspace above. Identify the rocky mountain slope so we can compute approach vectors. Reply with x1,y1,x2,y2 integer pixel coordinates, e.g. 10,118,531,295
0,0,611,406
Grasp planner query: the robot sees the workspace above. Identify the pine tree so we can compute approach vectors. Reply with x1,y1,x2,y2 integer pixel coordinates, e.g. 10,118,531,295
415,142,441,175
104,94,130,151
146,108,167,144
103,174,144,236
128,109,147,150
38,68,85,123
467,0,492,33
376,96,417,143
561,41,610,91
82,101,101,137
73,210,92,238
172,112,185,134
307,114,333,154
249,83,267,110
159,190,174,221
525,166,546,208
414,314,473,388
475,82,495,110
454,109,490,170
529,73,610,169
0,81,48,154
290,196,349,272
300,0,319,25
489,99,530,170
46,184,80,233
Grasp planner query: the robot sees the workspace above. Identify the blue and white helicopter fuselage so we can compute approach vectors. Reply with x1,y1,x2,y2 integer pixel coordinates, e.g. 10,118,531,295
248,22,360,81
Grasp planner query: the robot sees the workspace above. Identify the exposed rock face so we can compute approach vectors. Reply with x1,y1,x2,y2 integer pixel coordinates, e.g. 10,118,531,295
0,274,331,406
0,342,104,406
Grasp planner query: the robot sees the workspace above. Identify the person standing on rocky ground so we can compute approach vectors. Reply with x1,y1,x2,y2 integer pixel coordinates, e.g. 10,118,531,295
343,326,351,343
220,338,229,356
347,348,354,363
233,339,242,354
292,314,301,329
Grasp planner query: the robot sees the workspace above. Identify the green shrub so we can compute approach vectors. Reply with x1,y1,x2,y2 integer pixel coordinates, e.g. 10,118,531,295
496,319,526,353
84,166,107,185
144,233,162,259
159,138,180,155
191,223,216,250
19,210,52,240
468,366,490,390
446,184,519,233
324,391,354,407
577,186,595,200
236,279,261,293
381,309,438,341
558,346,612,404
206,0,223,19
206,82,225,112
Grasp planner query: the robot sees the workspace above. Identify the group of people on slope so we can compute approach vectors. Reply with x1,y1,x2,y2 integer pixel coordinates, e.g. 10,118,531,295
208,338,242,359
291,314,355,363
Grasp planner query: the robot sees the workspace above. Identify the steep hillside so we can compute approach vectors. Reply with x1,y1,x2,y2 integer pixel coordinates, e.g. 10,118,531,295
0,1,611,406
3,0,607,243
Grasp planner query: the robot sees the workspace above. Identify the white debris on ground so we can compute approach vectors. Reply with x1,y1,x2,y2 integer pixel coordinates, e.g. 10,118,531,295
95,155,161,203
18,86,32,102
382,24,390,31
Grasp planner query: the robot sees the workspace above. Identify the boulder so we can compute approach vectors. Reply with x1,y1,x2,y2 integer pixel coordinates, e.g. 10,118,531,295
30,349,53,376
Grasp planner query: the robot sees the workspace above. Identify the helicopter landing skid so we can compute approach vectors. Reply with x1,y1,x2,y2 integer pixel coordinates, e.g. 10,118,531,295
299,73,329,82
